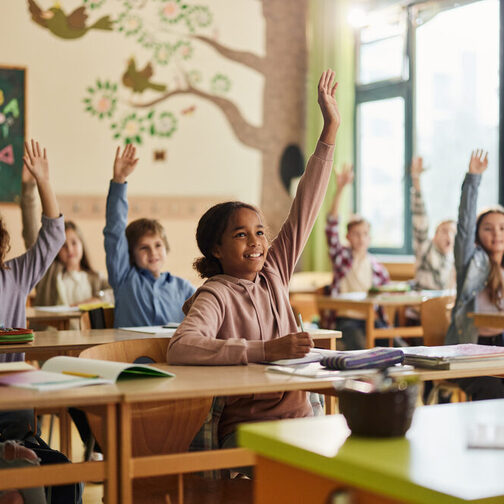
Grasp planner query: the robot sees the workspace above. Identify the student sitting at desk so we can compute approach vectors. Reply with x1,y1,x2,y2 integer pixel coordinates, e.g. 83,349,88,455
410,156,456,291
21,168,111,313
103,144,195,327
446,150,504,400
319,164,390,350
167,69,340,475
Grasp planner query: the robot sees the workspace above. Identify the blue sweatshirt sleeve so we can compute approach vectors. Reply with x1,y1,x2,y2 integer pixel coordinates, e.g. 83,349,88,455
103,181,131,288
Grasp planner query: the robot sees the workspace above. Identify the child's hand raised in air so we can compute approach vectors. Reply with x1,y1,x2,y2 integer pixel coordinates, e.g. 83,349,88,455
468,149,488,175
23,139,49,183
264,332,314,362
318,68,340,144
113,144,139,183
410,157,423,191
335,163,354,190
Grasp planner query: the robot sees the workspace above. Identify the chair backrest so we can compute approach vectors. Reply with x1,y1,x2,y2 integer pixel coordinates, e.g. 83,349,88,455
420,296,455,346
79,339,212,457
84,307,115,329
290,293,319,322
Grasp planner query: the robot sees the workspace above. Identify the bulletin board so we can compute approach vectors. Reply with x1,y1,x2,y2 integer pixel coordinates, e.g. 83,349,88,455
0,66,25,202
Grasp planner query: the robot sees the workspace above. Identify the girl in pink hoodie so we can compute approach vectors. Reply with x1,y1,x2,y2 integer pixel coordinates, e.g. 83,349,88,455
167,69,340,455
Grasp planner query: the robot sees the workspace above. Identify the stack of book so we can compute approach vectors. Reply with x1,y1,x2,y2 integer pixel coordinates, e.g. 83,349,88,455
401,344,504,370
0,328,34,344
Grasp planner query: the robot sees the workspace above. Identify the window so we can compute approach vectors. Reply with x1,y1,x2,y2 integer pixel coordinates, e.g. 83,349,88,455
354,0,501,253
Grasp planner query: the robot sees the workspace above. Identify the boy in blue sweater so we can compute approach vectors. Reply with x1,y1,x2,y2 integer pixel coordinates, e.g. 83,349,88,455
104,144,195,327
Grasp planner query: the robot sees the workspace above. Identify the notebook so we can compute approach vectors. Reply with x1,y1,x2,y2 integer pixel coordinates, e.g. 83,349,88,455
401,344,504,369
0,356,175,391
0,328,34,344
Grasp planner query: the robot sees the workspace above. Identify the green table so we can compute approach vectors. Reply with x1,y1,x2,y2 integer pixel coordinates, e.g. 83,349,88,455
239,399,504,504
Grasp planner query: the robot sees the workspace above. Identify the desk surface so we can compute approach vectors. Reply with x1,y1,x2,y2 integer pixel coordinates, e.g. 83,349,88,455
26,307,85,321
0,328,161,357
0,328,340,359
239,399,504,504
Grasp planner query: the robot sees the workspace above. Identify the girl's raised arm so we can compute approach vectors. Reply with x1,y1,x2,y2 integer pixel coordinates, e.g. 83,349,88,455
23,139,59,219
318,69,340,145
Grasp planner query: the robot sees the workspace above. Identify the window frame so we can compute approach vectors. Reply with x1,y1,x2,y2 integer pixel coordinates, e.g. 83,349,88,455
353,0,502,255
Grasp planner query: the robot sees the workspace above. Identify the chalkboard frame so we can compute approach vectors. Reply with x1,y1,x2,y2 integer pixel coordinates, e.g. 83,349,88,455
0,65,26,203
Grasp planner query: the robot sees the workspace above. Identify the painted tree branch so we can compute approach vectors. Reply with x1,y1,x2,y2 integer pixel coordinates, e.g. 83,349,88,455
192,34,266,74
130,86,265,150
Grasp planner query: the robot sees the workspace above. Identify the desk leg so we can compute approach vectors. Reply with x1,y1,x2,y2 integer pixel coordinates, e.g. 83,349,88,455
59,408,72,460
119,402,133,504
255,456,401,504
365,303,375,349
103,403,118,504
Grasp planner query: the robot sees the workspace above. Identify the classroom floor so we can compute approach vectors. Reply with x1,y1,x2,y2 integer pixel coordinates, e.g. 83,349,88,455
39,414,103,504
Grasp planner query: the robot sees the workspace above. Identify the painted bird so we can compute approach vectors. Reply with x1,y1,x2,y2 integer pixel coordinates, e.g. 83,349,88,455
28,0,113,40
122,58,167,94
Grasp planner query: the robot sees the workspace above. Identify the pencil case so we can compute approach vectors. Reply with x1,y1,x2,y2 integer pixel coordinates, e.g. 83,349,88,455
321,348,404,370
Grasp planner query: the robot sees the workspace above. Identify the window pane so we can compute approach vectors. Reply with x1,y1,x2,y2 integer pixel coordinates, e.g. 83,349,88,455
415,0,499,235
358,12,406,85
358,97,405,248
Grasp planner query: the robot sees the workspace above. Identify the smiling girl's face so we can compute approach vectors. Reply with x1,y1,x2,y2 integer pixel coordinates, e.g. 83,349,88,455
58,228,84,272
213,208,269,281
478,212,504,257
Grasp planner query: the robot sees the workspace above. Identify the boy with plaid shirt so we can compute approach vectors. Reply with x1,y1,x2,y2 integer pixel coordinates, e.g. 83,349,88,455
320,164,389,349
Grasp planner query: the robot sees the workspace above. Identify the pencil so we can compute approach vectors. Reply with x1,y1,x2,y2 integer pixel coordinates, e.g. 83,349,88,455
62,371,100,379
297,313,305,332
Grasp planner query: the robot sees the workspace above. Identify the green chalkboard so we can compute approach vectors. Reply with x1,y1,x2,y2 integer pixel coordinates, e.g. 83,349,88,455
0,67,25,202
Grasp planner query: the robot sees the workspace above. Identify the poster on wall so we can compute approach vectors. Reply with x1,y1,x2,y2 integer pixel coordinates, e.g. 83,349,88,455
0,66,25,202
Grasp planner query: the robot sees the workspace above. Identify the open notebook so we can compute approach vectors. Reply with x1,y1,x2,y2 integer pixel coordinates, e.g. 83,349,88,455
0,356,174,391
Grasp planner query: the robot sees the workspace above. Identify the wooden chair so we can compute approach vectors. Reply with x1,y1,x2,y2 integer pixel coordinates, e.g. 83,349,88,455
79,339,252,504
420,295,466,404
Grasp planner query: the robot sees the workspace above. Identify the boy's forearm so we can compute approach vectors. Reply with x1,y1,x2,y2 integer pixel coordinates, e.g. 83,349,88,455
37,180,60,219
328,187,343,217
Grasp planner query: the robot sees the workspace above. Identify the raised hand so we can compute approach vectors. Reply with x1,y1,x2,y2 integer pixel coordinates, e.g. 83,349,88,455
23,139,49,183
113,144,139,183
264,332,314,362
410,156,423,191
335,163,354,189
468,149,488,175
318,69,340,144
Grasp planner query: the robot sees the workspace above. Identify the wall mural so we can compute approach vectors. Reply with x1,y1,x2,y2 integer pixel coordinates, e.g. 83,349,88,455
26,0,308,233
0,67,25,202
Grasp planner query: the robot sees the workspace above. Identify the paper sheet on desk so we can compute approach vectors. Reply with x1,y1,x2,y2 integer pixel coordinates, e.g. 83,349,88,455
31,305,80,312
119,326,177,336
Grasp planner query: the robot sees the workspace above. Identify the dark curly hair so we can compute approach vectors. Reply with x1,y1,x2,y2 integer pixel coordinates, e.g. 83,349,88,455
0,217,11,270
193,201,260,278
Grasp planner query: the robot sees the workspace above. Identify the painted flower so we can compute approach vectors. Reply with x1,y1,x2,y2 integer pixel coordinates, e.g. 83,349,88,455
137,31,157,49
173,41,192,60
154,43,173,65
210,74,231,94
159,0,187,24
111,113,145,144
187,70,202,86
149,111,177,137
186,6,212,32
116,12,143,36
83,81,118,119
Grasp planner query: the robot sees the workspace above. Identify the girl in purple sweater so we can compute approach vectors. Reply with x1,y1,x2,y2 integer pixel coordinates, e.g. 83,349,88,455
0,140,64,361
167,70,340,460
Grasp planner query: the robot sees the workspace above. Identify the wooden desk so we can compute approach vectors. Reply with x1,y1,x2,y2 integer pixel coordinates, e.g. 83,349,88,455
469,312,504,330
0,384,121,504
0,328,168,360
318,290,453,348
0,328,340,361
239,399,504,504
26,307,88,331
